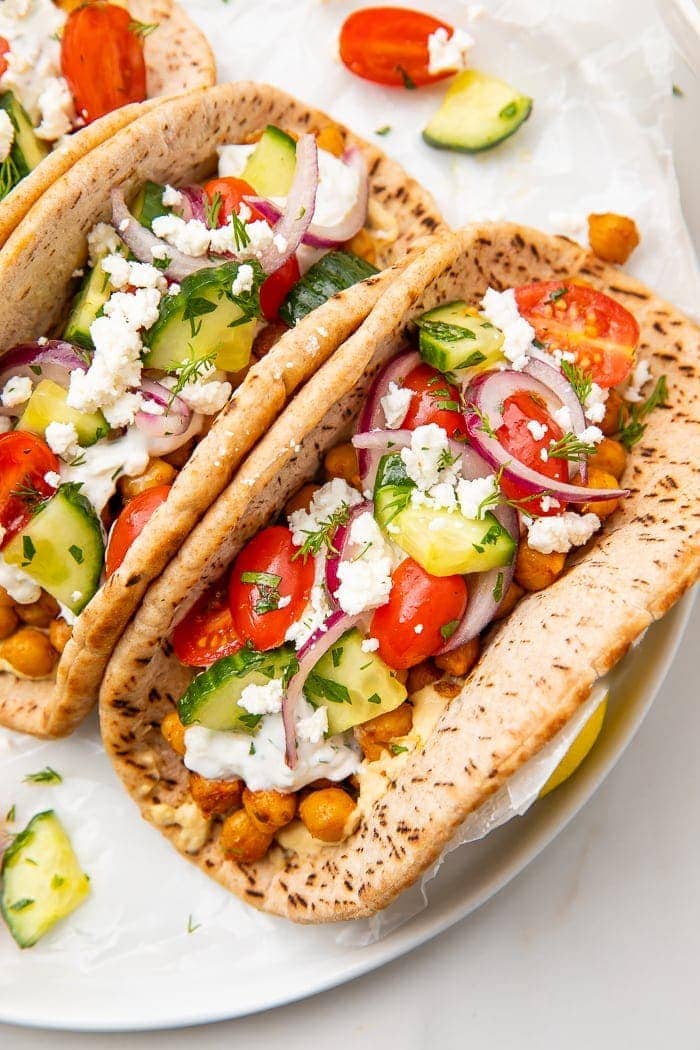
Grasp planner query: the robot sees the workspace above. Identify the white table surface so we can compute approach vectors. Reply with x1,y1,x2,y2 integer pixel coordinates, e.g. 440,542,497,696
2,27,699,1050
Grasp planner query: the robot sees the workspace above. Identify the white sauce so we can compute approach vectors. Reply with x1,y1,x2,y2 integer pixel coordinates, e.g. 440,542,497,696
60,429,150,514
0,0,73,137
0,554,40,604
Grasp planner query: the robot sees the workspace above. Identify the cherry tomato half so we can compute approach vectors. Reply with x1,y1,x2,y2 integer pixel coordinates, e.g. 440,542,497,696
0,432,59,549
399,363,465,439
259,254,301,321
0,37,10,79
370,558,467,669
61,2,147,124
173,578,241,667
497,391,567,516
515,281,639,388
339,7,454,87
105,485,171,577
229,526,314,651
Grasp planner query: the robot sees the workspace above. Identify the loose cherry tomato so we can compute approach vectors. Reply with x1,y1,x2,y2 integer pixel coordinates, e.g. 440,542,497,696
61,2,147,124
339,7,455,87
173,578,241,667
229,526,314,651
515,281,639,388
105,484,171,577
259,254,301,321
369,558,467,669
496,391,567,516
0,432,59,549
0,37,10,79
399,363,465,439
203,177,267,226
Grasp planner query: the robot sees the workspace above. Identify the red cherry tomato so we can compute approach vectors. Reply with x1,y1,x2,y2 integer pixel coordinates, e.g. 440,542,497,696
105,484,171,577
0,432,59,549
229,526,314,651
339,7,455,87
399,363,465,439
60,2,147,124
515,281,639,388
0,37,10,79
369,558,467,669
259,254,301,321
496,391,567,516
173,579,241,667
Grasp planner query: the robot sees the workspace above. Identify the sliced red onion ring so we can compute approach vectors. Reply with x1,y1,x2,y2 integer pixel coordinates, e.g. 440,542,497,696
324,501,372,600
135,378,191,442
352,428,414,451
139,406,203,457
111,188,215,282
177,185,208,224
355,350,422,491
523,357,588,483
251,134,319,275
0,340,88,415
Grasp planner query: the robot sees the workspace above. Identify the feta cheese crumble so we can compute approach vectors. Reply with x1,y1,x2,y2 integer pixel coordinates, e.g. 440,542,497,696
401,423,458,492
427,26,475,75
526,511,601,554
335,511,396,615
623,359,652,403
584,382,608,423
480,287,535,371
239,678,284,716
456,473,498,519
45,420,79,459
151,214,211,258
380,381,412,429
87,223,121,266
231,263,255,296
526,419,548,441
1,375,32,408
162,184,184,208
0,110,15,162
361,637,380,653
288,478,362,549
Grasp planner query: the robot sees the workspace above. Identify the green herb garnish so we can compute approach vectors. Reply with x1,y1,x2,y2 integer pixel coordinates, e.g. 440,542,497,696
616,375,668,451
292,503,350,561
23,767,62,785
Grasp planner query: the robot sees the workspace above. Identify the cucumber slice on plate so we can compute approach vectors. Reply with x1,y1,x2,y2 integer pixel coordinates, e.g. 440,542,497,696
242,125,297,197
423,70,532,153
18,379,109,447
0,90,50,199
279,250,378,327
1,810,90,949
416,301,506,377
3,484,105,615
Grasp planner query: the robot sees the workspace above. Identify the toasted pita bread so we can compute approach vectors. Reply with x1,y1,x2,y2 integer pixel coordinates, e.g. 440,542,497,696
0,0,217,248
0,82,444,738
99,223,700,922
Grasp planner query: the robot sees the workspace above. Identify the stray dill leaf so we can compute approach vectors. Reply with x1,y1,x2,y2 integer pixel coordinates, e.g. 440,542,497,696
672,84,684,98
561,359,594,407
548,286,568,304
6,804,15,822
168,350,217,404
128,19,159,37
68,544,84,565
492,571,504,602
51,874,66,889
440,619,459,641
9,898,34,912
23,766,62,785
187,914,201,934
390,743,409,755
616,375,668,451
204,191,222,229
375,125,391,136
499,101,518,120
292,503,350,561
230,211,251,251
547,431,597,461
468,403,496,439
396,65,416,90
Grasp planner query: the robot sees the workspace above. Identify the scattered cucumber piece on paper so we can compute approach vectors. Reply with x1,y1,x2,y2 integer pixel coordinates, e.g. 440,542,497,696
423,70,532,153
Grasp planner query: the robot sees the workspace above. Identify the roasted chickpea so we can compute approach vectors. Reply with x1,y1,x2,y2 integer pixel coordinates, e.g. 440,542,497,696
406,660,440,694
242,788,297,832
324,443,361,491
434,637,480,677
315,123,345,157
600,388,624,437
118,459,177,501
0,606,18,640
15,591,60,628
299,787,356,843
48,618,72,654
0,587,13,607
161,710,187,756
163,440,195,469
515,545,567,592
284,483,321,517
345,228,377,266
355,702,414,762
219,808,273,863
0,628,58,678
589,437,627,480
494,580,525,619
190,772,243,817
582,468,621,519
588,212,640,265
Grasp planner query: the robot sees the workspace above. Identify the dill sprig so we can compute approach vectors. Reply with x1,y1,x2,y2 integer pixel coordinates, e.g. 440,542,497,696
616,375,668,451
292,504,351,561
560,360,594,407
168,350,217,405
547,431,597,461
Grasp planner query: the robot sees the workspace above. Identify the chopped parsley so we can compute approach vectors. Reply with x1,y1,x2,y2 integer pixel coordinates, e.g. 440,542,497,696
331,646,344,669
182,295,217,339
418,319,476,342
128,19,159,37
390,743,409,755
499,101,518,120
396,65,416,89
68,545,84,565
616,375,668,451
240,570,283,616
21,535,35,565
5,804,15,822
187,914,201,934
492,571,505,602
9,898,34,912
548,286,568,304
304,672,351,706
367,693,382,705
440,619,459,641
375,125,392,136
51,874,66,889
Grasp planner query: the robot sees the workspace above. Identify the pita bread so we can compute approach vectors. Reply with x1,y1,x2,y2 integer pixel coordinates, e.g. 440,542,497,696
99,223,700,922
0,0,216,248
0,82,444,738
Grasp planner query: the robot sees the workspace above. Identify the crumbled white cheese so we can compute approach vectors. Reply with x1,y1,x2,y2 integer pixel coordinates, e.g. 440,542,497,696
0,555,41,604
401,423,455,491
177,377,232,416
540,447,549,462
480,287,535,371
553,405,573,431
361,637,380,653
239,678,284,716
526,511,601,554
579,425,604,446
285,552,333,649
162,184,184,208
623,359,652,403
584,382,608,422
152,214,211,257
296,704,328,745
35,76,75,141
0,0,68,131
102,254,166,294
1,375,32,407
380,381,412,429
231,263,255,296
87,223,121,266
427,26,475,75
43,470,60,488
414,623,424,635
0,110,14,163
288,477,362,549
539,495,561,513
335,510,397,616
456,473,498,519
45,420,79,459
526,419,548,441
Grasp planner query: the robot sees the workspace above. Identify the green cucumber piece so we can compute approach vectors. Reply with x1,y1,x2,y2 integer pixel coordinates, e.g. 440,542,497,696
242,125,297,198
143,261,263,372
179,645,298,733
279,251,378,327
1,810,90,948
64,246,126,351
18,379,109,447
131,180,170,230
416,301,505,377
0,91,50,200
423,70,532,153
304,629,406,735
3,484,104,614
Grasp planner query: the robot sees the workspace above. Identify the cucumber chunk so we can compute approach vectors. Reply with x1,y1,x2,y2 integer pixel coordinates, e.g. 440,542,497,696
143,261,263,372
279,251,378,327
18,379,109,447
3,484,105,614
423,70,532,153
304,628,406,735
131,180,170,230
64,246,126,351
374,453,516,576
0,91,50,200
242,125,297,198
1,810,90,949
417,301,505,378
179,646,298,733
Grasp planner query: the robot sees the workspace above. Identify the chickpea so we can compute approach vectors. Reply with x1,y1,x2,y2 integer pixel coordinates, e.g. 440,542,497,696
345,228,377,266
219,808,273,863
582,468,621,519
434,637,480,677
392,667,409,686
600,388,624,437
190,772,243,817
588,213,640,265
324,443,361,491
284,483,320,517
161,710,187,756
242,788,297,832
0,587,13,607
163,440,195,470
0,606,18,640
406,660,440,694
0,627,58,678
494,580,525,620
16,591,60,628
355,702,414,762
315,123,345,157
48,618,72,654
298,787,356,843
118,458,176,501
515,545,567,592
589,437,627,480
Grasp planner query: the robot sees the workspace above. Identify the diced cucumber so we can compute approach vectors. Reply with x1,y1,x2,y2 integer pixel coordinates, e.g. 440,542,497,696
304,629,406,735
279,251,378,327
423,70,532,153
242,125,297,198
64,246,126,351
178,646,298,733
0,91,50,200
1,810,90,949
18,379,109,447
373,453,516,576
417,301,505,378
3,484,105,614
131,180,170,230
143,261,263,372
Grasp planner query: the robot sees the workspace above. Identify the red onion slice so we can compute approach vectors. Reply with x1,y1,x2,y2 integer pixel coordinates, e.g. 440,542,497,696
523,357,588,483
141,409,203,457
355,350,422,491
0,340,88,416
250,134,319,275
135,378,191,442
177,186,208,224
324,501,372,601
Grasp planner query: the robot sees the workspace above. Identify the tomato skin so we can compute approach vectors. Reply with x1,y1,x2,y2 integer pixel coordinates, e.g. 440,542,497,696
0,432,60,549
0,37,10,79
259,254,301,321
399,363,465,439
370,558,467,669
173,579,241,667
105,485,171,577
229,526,314,651
60,3,146,124
515,281,639,388
496,392,567,516
339,7,454,87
